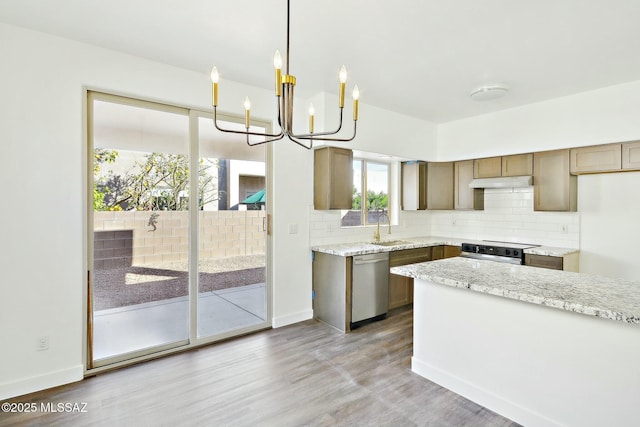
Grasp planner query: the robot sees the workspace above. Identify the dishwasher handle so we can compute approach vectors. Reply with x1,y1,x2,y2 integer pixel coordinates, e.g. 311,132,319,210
353,254,389,265
353,258,387,265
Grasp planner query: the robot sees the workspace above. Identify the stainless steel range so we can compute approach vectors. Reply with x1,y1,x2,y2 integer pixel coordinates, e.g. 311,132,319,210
460,241,539,265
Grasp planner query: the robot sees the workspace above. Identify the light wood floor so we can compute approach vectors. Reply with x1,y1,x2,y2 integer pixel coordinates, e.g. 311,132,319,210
2,306,520,427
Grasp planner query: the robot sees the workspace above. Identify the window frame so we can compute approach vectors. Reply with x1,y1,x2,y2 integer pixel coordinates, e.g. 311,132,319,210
343,157,391,227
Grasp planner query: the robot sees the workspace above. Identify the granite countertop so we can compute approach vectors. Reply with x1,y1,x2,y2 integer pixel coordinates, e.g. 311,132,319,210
311,236,463,257
311,236,577,258
391,257,640,325
523,246,579,257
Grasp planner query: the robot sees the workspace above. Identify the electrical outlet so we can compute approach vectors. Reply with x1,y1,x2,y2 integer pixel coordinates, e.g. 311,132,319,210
37,336,49,351
288,223,298,234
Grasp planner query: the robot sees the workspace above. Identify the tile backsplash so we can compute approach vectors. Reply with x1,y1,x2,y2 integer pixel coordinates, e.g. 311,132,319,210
429,188,579,248
309,187,579,248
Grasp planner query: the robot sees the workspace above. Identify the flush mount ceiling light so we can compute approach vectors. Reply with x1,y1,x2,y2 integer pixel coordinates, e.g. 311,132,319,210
470,85,509,101
210,0,359,150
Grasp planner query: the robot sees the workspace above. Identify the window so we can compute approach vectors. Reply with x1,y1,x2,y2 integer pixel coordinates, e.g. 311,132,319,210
341,159,389,227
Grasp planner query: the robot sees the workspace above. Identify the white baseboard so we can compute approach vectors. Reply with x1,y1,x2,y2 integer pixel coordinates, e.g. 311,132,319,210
411,357,561,427
272,309,313,328
0,364,84,400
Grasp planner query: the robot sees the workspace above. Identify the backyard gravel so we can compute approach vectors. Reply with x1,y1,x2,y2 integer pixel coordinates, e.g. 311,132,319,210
93,255,266,310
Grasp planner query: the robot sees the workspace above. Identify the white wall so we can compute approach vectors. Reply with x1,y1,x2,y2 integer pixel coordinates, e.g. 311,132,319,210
438,81,640,280
437,80,640,160
0,23,280,399
578,172,640,280
0,22,438,399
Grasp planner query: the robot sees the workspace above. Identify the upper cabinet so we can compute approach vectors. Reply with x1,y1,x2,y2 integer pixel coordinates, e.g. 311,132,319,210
502,153,533,176
473,156,502,178
427,162,454,210
568,141,640,174
454,160,484,210
570,144,622,174
533,149,577,212
314,147,353,210
622,141,640,170
401,161,427,210
401,161,454,210
474,154,533,178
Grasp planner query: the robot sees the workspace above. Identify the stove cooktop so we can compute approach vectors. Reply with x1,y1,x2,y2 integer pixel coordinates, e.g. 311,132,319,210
461,241,540,260
479,240,539,250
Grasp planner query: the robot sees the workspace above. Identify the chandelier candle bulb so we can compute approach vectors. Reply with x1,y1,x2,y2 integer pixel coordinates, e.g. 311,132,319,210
338,65,347,108
210,66,219,106
244,96,251,128
273,50,282,97
352,85,360,121
309,103,315,133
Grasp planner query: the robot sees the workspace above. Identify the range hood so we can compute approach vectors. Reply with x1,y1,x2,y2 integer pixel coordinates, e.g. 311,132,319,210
469,175,533,189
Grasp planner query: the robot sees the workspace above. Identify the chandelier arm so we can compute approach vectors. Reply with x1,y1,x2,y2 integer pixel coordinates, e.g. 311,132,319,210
294,121,357,142
291,107,346,138
286,134,314,150
213,106,283,138
246,133,286,146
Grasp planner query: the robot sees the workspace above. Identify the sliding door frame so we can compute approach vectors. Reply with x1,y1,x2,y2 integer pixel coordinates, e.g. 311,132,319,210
84,88,273,375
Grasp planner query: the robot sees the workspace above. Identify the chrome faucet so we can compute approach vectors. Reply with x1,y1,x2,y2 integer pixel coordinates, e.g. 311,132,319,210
373,211,391,242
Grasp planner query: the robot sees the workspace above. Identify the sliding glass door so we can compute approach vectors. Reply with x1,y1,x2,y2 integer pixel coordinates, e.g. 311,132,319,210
195,113,268,339
87,92,270,368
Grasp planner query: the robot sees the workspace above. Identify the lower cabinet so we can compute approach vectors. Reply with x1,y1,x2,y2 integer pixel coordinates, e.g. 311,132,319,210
388,247,431,309
388,273,414,310
388,245,462,309
524,252,579,272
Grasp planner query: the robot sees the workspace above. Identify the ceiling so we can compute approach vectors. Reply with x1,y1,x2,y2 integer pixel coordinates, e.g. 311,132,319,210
3,0,640,123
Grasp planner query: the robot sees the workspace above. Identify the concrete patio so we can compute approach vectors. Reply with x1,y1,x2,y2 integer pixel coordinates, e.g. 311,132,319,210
93,282,266,361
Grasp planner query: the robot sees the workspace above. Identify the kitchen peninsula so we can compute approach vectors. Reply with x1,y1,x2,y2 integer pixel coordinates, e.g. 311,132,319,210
392,257,640,427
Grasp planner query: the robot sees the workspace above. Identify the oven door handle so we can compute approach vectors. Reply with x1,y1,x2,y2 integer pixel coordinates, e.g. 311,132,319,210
460,251,523,265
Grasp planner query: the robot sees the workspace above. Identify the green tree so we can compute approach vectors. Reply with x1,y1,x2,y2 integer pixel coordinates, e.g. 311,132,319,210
93,149,119,211
367,190,388,210
94,150,221,211
351,186,388,211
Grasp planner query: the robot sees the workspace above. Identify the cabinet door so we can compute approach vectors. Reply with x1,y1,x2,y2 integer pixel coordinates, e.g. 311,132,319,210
473,157,502,178
443,245,462,258
431,246,444,260
313,147,353,210
502,153,533,176
533,149,577,212
570,144,622,174
427,162,454,210
388,274,412,309
455,160,484,210
622,141,640,170
401,161,427,210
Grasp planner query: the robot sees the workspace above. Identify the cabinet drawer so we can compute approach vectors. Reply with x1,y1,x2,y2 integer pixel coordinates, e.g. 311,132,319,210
389,247,432,267
524,254,563,270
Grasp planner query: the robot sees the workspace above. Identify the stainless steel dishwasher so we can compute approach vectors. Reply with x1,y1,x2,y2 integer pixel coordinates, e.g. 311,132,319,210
351,252,389,328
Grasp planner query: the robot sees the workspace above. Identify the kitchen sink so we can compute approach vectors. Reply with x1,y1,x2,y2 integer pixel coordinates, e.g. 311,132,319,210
372,240,412,246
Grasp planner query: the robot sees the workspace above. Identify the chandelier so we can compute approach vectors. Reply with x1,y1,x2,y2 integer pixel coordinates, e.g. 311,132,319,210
209,0,359,150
